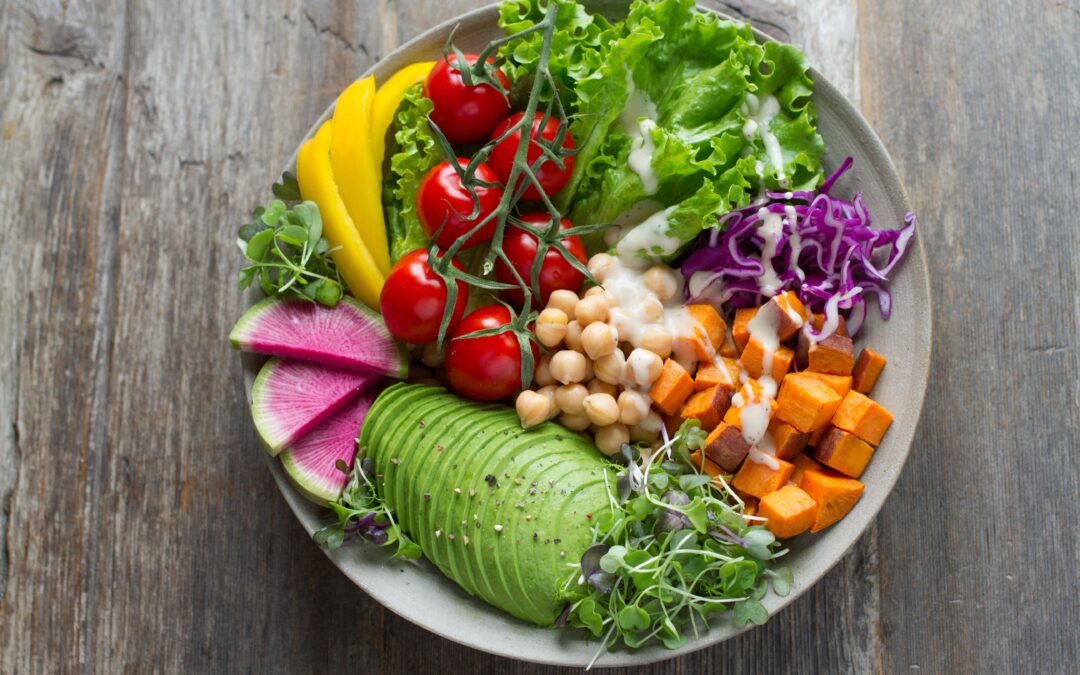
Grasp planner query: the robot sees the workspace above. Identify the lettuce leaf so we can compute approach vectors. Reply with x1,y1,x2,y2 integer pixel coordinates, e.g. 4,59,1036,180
498,0,824,262
383,83,440,262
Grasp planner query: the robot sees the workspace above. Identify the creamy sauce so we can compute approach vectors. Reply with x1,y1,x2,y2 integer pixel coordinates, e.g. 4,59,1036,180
615,205,680,268
784,205,804,282
754,207,785,295
742,93,787,187
621,77,660,195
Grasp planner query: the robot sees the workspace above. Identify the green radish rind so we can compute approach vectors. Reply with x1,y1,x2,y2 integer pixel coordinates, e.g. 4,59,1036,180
230,295,409,379
361,383,616,627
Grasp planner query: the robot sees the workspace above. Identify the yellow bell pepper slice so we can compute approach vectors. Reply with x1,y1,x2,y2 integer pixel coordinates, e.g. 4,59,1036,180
370,62,436,171
297,121,385,309
330,76,392,276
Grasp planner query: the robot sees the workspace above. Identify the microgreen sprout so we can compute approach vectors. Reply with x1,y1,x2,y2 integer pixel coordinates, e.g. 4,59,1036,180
560,421,792,665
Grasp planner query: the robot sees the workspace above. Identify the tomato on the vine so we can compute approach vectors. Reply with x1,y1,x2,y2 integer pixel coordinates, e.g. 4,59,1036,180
495,213,587,307
423,53,511,145
379,248,467,344
445,305,537,402
417,158,504,250
487,112,576,201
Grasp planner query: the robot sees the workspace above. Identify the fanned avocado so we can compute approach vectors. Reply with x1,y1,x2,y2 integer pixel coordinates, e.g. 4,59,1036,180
360,383,615,626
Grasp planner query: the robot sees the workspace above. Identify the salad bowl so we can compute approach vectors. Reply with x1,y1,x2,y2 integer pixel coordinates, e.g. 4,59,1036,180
240,0,932,666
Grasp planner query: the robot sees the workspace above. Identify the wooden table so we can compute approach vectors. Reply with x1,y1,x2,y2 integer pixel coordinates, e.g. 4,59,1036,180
2,0,1077,671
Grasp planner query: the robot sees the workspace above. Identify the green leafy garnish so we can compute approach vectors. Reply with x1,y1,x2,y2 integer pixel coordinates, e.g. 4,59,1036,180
237,175,344,307
561,422,791,662
314,456,423,560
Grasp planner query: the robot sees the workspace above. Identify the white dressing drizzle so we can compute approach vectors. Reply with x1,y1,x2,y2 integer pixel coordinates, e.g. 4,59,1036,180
754,207,785,295
621,77,660,195
741,93,788,187
615,205,680,268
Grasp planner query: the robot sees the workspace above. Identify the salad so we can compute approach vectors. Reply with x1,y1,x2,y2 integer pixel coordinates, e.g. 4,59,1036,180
229,0,915,661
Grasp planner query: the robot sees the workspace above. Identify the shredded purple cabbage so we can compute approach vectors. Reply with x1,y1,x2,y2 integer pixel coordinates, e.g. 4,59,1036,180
681,158,916,337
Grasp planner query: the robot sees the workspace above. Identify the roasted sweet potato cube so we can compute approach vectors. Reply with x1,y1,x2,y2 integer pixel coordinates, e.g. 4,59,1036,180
674,305,724,360
694,357,739,392
732,307,757,352
650,359,695,416
832,390,894,445
796,314,850,368
660,411,684,436
759,485,819,538
732,456,794,499
704,422,752,472
814,427,874,477
768,419,810,460
852,348,887,394
790,453,823,486
739,339,795,381
799,372,853,399
680,385,732,431
688,450,722,477
719,328,739,358
723,404,741,427
808,334,855,375
756,290,809,341
807,424,828,448
800,469,864,532
809,312,849,337
743,498,759,525
776,373,843,432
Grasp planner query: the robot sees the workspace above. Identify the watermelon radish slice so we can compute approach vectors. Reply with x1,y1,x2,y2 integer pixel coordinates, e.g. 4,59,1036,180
230,296,408,378
280,391,375,504
252,358,377,455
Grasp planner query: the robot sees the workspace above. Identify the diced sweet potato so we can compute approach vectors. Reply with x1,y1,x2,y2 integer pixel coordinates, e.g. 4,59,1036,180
800,469,864,532
689,450,722,477
743,498,759,524
831,390,894,445
732,456,794,499
694,357,739,392
680,385,732,431
723,405,741,427
661,411,684,436
809,312,849,337
704,422,752,472
719,327,739,358
775,372,843,432
799,372,853,399
768,419,810,460
739,339,795,381
796,314,849,368
852,348,886,394
674,305,724,360
757,290,809,341
649,359,695,416
732,307,757,352
759,485,819,538
790,453,823,486
814,427,874,477
808,425,828,448
808,334,855,375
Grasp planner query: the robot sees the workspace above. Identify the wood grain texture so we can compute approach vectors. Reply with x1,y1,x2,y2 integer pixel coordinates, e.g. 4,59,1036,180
0,0,1076,673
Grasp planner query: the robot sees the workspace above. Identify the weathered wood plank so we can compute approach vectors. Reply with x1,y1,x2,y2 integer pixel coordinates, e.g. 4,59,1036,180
857,0,1080,672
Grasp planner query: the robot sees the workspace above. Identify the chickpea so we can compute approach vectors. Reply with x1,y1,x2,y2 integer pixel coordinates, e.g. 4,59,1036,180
564,320,584,352
554,383,589,415
643,265,680,302
534,355,555,387
618,390,650,426
588,379,618,397
583,285,605,299
639,325,673,359
535,307,568,348
587,253,618,283
574,294,610,327
594,423,631,457
625,348,664,387
559,411,592,431
550,350,587,384
608,307,633,342
581,322,618,359
536,384,560,419
547,289,579,318
630,411,663,443
583,357,594,383
516,390,552,429
421,342,445,368
640,296,665,323
583,393,620,426
593,349,626,385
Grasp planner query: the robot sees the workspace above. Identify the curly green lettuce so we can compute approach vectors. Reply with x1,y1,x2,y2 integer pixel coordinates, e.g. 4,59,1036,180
499,0,824,262
382,83,441,262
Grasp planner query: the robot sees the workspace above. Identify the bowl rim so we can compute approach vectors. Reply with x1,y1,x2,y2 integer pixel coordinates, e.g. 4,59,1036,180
243,1,933,666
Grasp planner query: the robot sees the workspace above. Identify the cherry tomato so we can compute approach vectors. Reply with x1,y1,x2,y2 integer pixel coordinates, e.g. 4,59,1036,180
423,53,511,145
417,158,504,250
487,112,576,201
495,213,587,307
379,249,467,344
445,305,537,401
